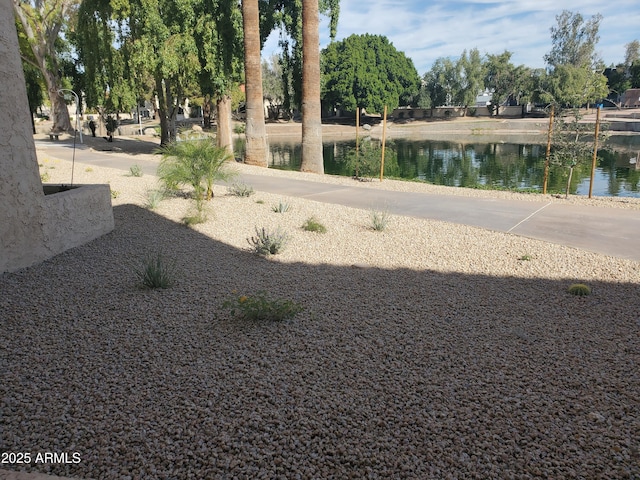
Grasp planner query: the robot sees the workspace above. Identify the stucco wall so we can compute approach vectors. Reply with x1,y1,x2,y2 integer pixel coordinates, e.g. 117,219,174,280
0,0,114,274
42,185,115,256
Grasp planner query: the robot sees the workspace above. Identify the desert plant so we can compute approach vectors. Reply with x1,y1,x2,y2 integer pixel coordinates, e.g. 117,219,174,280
518,254,532,261
85,167,93,172
550,108,609,198
129,164,143,177
144,189,166,209
344,139,400,180
255,199,265,204
182,212,207,226
157,137,236,200
272,201,291,213
223,291,303,321
182,199,208,226
227,182,254,197
40,171,50,182
568,283,591,296
302,217,327,233
370,209,390,231
110,189,120,199
247,227,288,255
134,252,175,289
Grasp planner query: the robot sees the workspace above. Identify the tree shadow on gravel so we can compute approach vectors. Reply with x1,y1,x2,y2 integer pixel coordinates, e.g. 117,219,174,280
1,204,639,479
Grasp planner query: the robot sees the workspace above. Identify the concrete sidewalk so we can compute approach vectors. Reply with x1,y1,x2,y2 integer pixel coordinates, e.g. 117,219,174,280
36,140,640,262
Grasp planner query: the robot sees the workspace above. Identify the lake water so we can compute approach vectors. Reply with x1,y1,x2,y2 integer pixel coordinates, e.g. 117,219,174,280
235,136,640,197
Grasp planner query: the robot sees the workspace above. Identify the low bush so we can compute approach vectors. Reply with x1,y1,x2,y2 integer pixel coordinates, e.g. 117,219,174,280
568,283,591,296
302,217,327,233
144,189,166,210
129,164,143,177
247,227,288,255
370,210,390,231
272,201,291,213
228,183,254,197
223,291,303,321
134,252,175,289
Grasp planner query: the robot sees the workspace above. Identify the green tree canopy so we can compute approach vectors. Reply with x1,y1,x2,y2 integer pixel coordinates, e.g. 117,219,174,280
484,51,532,115
544,10,602,69
13,0,80,132
321,34,420,114
77,0,241,145
455,48,485,111
539,64,609,108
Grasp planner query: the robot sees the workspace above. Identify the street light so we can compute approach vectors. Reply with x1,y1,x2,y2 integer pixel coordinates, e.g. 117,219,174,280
58,88,82,187
58,88,82,144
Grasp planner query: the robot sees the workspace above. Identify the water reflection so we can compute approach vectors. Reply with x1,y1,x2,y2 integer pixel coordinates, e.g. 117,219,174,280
234,137,640,197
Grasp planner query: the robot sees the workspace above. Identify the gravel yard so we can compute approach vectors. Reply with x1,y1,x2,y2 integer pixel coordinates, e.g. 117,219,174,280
1,155,639,479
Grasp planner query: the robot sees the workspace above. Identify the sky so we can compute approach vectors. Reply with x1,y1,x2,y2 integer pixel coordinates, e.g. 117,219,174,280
262,0,640,75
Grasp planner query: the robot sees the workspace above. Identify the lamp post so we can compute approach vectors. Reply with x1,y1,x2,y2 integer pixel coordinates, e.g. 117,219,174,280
58,88,82,144
58,89,82,187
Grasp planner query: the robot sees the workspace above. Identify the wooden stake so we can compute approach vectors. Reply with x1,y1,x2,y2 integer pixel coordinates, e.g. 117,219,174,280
588,106,601,199
355,107,360,178
543,105,554,195
380,105,387,182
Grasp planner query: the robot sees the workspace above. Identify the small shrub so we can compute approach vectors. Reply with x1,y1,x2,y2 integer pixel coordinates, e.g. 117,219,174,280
302,217,327,233
40,172,50,182
129,164,143,177
144,189,166,210
228,182,254,197
182,214,207,226
370,210,390,231
272,201,291,213
233,123,246,134
568,283,591,296
255,199,265,204
134,252,175,289
248,227,288,255
518,254,532,261
110,189,120,199
182,202,207,226
85,167,93,172
223,291,303,321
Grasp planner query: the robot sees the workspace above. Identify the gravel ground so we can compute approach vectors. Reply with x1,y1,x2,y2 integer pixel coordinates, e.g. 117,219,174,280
1,157,639,479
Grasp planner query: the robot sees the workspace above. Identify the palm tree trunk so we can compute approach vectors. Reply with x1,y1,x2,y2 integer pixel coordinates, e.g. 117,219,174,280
300,0,323,174
216,94,233,154
241,0,267,167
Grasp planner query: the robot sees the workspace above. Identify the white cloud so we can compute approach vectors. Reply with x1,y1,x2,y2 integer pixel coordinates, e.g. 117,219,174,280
262,0,640,74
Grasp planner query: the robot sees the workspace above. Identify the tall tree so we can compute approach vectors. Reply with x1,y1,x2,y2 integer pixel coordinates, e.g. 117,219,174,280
300,0,323,174
419,59,451,114
455,48,484,115
541,63,608,108
242,0,268,166
544,10,602,68
484,51,518,115
266,0,339,115
13,0,78,133
262,55,288,119
194,0,244,153
624,40,640,69
322,34,420,115
78,0,203,145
